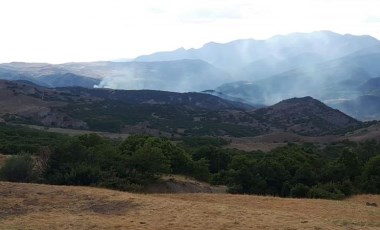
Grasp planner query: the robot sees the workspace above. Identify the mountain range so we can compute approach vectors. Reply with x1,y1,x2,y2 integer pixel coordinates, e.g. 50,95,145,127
1,31,380,120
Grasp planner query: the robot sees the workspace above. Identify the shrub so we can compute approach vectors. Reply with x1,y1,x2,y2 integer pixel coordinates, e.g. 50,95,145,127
308,183,345,200
62,163,101,186
0,154,35,182
339,180,355,196
290,183,310,198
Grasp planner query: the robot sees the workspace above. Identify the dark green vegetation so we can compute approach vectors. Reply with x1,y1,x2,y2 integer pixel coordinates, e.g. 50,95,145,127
219,143,380,199
0,124,68,154
0,124,209,190
1,124,379,199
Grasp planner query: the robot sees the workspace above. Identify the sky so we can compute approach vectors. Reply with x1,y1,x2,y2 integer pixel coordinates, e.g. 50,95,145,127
0,0,379,63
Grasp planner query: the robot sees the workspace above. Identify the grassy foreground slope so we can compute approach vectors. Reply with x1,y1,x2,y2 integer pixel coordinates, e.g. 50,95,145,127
1,182,379,230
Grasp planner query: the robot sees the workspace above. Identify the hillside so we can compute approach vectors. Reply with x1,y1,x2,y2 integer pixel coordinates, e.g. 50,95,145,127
0,182,379,230
0,80,259,136
0,80,363,137
249,96,360,135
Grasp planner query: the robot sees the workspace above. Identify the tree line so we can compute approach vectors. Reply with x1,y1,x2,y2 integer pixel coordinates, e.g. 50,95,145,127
0,124,379,199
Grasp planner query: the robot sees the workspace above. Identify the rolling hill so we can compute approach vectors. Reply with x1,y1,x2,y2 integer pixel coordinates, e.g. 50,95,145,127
249,96,360,136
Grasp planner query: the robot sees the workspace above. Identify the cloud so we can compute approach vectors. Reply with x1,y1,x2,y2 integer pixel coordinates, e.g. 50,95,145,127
146,7,166,15
365,16,380,23
179,8,241,23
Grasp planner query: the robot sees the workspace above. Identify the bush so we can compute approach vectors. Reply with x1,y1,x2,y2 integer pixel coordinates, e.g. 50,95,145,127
191,158,210,182
0,154,35,182
62,163,101,186
290,183,310,198
339,180,355,196
308,183,345,200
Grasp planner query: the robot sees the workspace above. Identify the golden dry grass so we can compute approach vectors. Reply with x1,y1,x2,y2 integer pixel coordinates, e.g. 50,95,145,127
0,182,379,230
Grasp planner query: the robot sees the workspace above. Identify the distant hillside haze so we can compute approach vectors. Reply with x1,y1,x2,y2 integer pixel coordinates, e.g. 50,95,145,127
216,53,380,103
0,60,231,92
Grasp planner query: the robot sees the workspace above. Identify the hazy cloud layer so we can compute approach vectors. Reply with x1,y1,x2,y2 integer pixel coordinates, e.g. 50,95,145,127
0,0,379,63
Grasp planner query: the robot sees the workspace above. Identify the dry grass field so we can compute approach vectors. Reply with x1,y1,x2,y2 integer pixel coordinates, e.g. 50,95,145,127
0,182,379,230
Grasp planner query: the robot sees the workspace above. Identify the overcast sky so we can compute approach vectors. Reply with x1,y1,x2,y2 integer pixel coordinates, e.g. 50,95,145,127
0,0,379,63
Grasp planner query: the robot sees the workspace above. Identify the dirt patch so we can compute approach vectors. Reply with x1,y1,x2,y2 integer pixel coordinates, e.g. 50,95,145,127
0,182,138,219
85,200,137,215
0,204,28,218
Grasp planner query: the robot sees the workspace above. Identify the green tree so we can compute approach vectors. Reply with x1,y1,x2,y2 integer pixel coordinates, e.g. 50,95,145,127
192,146,231,174
338,148,361,180
127,146,170,180
361,155,380,193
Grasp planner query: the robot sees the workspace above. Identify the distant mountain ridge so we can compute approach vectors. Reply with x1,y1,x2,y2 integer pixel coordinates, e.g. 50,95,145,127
136,31,379,74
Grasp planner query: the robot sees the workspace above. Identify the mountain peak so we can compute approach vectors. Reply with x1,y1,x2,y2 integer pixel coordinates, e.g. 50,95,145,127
272,96,330,112
279,96,317,103
174,47,187,51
